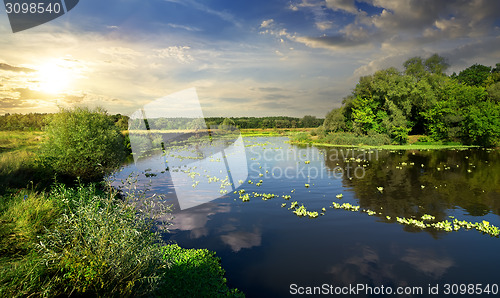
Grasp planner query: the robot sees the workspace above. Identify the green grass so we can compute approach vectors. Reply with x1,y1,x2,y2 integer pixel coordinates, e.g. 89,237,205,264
289,131,478,149
0,131,44,153
0,183,243,297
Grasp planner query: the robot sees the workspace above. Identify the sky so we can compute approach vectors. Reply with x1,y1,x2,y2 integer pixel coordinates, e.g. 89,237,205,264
0,0,499,117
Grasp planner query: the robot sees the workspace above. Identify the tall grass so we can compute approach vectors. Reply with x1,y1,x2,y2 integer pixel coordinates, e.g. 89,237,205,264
0,182,243,297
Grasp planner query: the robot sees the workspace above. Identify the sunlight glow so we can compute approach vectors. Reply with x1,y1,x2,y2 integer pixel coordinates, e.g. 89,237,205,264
34,60,74,94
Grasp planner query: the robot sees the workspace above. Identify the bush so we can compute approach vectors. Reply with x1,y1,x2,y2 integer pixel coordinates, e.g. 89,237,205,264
0,183,242,297
158,244,244,297
41,107,126,182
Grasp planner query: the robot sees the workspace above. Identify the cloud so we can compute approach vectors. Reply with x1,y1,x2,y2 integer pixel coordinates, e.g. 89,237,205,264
325,0,359,14
154,46,194,63
164,0,241,27
401,248,454,279
0,63,35,73
293,34,371,50
260,19,274,29
220,228,262,252
167,23,202,32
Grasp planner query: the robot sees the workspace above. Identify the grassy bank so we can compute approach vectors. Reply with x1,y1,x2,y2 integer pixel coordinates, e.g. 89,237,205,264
289,131,479,150
0,181,243,297
0,127,243,296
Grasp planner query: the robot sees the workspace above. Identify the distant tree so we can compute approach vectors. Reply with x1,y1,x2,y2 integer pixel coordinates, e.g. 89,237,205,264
278,119,292,128
221,117,236,127
300,115,321,128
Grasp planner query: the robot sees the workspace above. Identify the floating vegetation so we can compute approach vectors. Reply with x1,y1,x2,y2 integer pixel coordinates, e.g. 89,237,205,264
281,203,286,208
239,193,250,202
293,205,308,216
336,194,343,199
421,214,435,221
282,195,291,200
304,184,310,188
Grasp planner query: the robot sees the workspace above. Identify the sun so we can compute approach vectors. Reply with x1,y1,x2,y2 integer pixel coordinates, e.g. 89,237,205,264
34,60,74,94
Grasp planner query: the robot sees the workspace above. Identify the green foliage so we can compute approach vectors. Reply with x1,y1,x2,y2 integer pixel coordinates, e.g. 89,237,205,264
38,183,166,296
158,244,244,297
291,131,391,146
486,82,500,102
461,100,500,147
300,115,323,128
41,107,126,181
0,182,242,297
323,107,346,132
324,56,500,147
0,113,49,131
453,64,492,87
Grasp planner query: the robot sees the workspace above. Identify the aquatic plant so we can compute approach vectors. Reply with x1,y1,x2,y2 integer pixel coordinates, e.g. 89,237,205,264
307,211,319,218
336,194,343,199
293,205,308,216
421,214,436,221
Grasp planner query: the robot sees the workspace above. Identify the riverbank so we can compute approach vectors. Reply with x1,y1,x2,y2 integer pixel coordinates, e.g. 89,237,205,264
0,129,244,297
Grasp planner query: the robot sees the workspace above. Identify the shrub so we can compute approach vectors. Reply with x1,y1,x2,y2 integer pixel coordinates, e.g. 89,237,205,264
158,244,244,297
38,183,167,297
41,106,126,182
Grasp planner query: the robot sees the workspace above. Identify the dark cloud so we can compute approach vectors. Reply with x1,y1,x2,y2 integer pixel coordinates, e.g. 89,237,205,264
0,97,36,109
0,63,35,73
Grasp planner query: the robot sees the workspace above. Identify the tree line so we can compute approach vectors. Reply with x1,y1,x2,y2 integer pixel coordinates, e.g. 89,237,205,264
0,113,324,131
323,54,500,146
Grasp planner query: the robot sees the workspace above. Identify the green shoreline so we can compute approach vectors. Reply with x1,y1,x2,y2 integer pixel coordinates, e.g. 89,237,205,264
288,140,480,150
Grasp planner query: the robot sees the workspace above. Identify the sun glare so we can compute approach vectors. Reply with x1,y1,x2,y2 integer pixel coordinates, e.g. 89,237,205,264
34,60,74,94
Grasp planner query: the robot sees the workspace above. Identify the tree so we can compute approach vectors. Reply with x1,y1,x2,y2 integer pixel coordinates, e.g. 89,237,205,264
300,115,321,128
424,54,449,75
461,100,500,147
41,107,126,181
404,56,426,79
486,82,500,102
323,108,346,132
454,64,492,87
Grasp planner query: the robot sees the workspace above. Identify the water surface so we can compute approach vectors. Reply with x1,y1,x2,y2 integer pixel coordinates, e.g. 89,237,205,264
113,137,500,297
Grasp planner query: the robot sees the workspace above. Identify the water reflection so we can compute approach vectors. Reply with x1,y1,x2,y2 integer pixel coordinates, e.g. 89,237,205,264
112,137,499,297
220,227,262,252
322,147,500,227
401,249,454,279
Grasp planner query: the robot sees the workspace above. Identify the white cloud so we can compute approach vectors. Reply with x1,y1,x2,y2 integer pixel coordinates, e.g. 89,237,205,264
154,46,194,63
325,0,359,14
260,19,274,29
